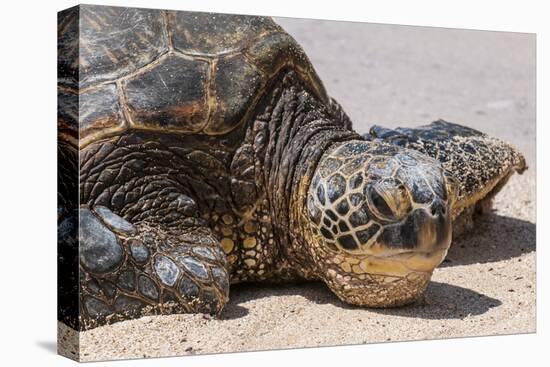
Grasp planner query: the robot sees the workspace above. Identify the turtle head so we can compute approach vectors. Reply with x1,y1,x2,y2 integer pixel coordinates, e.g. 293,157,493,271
303,140,456,307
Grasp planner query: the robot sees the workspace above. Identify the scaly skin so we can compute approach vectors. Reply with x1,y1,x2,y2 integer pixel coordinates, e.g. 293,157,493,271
59,70,526,329
76,71,354,286
57,6,526,329
60,72,346,329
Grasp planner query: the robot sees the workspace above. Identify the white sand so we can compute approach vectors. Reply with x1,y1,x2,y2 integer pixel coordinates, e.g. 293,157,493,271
60,20,536,362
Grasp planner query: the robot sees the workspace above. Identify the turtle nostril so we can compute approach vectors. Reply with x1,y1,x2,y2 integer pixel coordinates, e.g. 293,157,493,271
430,200,447,217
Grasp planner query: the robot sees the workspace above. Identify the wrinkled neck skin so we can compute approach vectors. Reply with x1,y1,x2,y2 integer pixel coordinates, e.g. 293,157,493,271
253,72,359,279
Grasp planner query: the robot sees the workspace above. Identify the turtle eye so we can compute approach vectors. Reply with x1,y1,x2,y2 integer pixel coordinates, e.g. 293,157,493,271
367,179,411,221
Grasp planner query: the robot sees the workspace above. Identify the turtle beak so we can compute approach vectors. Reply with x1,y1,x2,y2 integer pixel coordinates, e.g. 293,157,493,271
410,199,452,253
373,200,458,258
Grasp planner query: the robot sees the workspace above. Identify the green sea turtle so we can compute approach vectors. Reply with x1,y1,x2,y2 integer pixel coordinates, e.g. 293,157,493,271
57,5,526,330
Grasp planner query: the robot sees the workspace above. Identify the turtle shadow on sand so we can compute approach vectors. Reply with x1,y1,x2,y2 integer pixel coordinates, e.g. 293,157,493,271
441,213,536,268
224,280,501,321
371,281,502,320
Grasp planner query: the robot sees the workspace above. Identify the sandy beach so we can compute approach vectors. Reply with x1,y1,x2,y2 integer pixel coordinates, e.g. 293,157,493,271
59,19,536,362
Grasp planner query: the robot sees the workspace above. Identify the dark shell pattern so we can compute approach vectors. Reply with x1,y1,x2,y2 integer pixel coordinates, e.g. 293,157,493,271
57,5,329,147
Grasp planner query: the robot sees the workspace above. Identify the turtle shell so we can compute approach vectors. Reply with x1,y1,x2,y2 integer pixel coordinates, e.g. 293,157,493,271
58,5,329,147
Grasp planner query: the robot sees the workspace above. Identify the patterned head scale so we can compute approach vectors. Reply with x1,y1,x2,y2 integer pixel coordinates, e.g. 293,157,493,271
306,140,454,306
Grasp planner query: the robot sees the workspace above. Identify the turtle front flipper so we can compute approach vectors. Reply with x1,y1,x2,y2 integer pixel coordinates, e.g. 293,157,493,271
77,205,229,330
366,119,526,235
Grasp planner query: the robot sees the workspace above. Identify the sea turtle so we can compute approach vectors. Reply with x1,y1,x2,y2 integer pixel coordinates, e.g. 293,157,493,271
57,5,526,330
